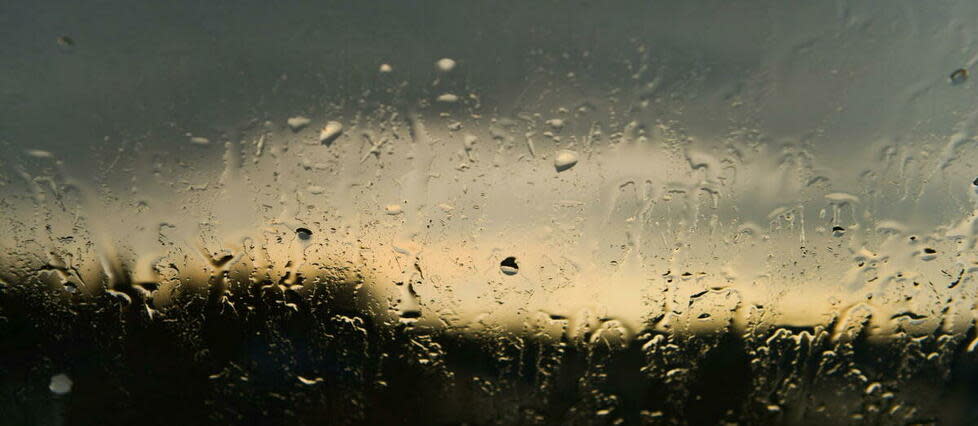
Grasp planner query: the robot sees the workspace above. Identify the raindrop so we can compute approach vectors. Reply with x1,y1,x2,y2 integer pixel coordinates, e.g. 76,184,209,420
399,310,422,320
500,256,519,275
379,63,393,73
950,68,968,85
921,247,938,261
56,35,74,47
297,376,324,385
554,150,579,172
319,121,343,145
287,116,311,132
436,58,456,72
49,374,72,395
436,93,459,103
546,118,565,130
26,150,53,158
296,227,312,240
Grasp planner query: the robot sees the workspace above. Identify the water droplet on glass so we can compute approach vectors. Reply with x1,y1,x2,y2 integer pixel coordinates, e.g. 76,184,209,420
554,150,579,172
436,58,456,72
26,150,53,158
319,121,343,144
398,310,422,322
546,118,565,130
385,204,403,215
296,227,312,240
49,374,72,395
436,93,459,103
297,376,324,386
500,256,519,275
287,116,311,132
921,247,937,261
950,68,968,85
379,63,393,73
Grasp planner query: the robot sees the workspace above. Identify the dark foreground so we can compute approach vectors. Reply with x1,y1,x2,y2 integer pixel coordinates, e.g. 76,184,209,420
1,279,977,426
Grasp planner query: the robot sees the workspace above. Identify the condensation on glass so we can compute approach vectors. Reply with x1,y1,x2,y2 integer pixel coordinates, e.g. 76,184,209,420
2,1,978,424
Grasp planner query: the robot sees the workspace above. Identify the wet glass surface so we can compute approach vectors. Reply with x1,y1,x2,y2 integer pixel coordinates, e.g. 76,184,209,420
3,1,978,424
